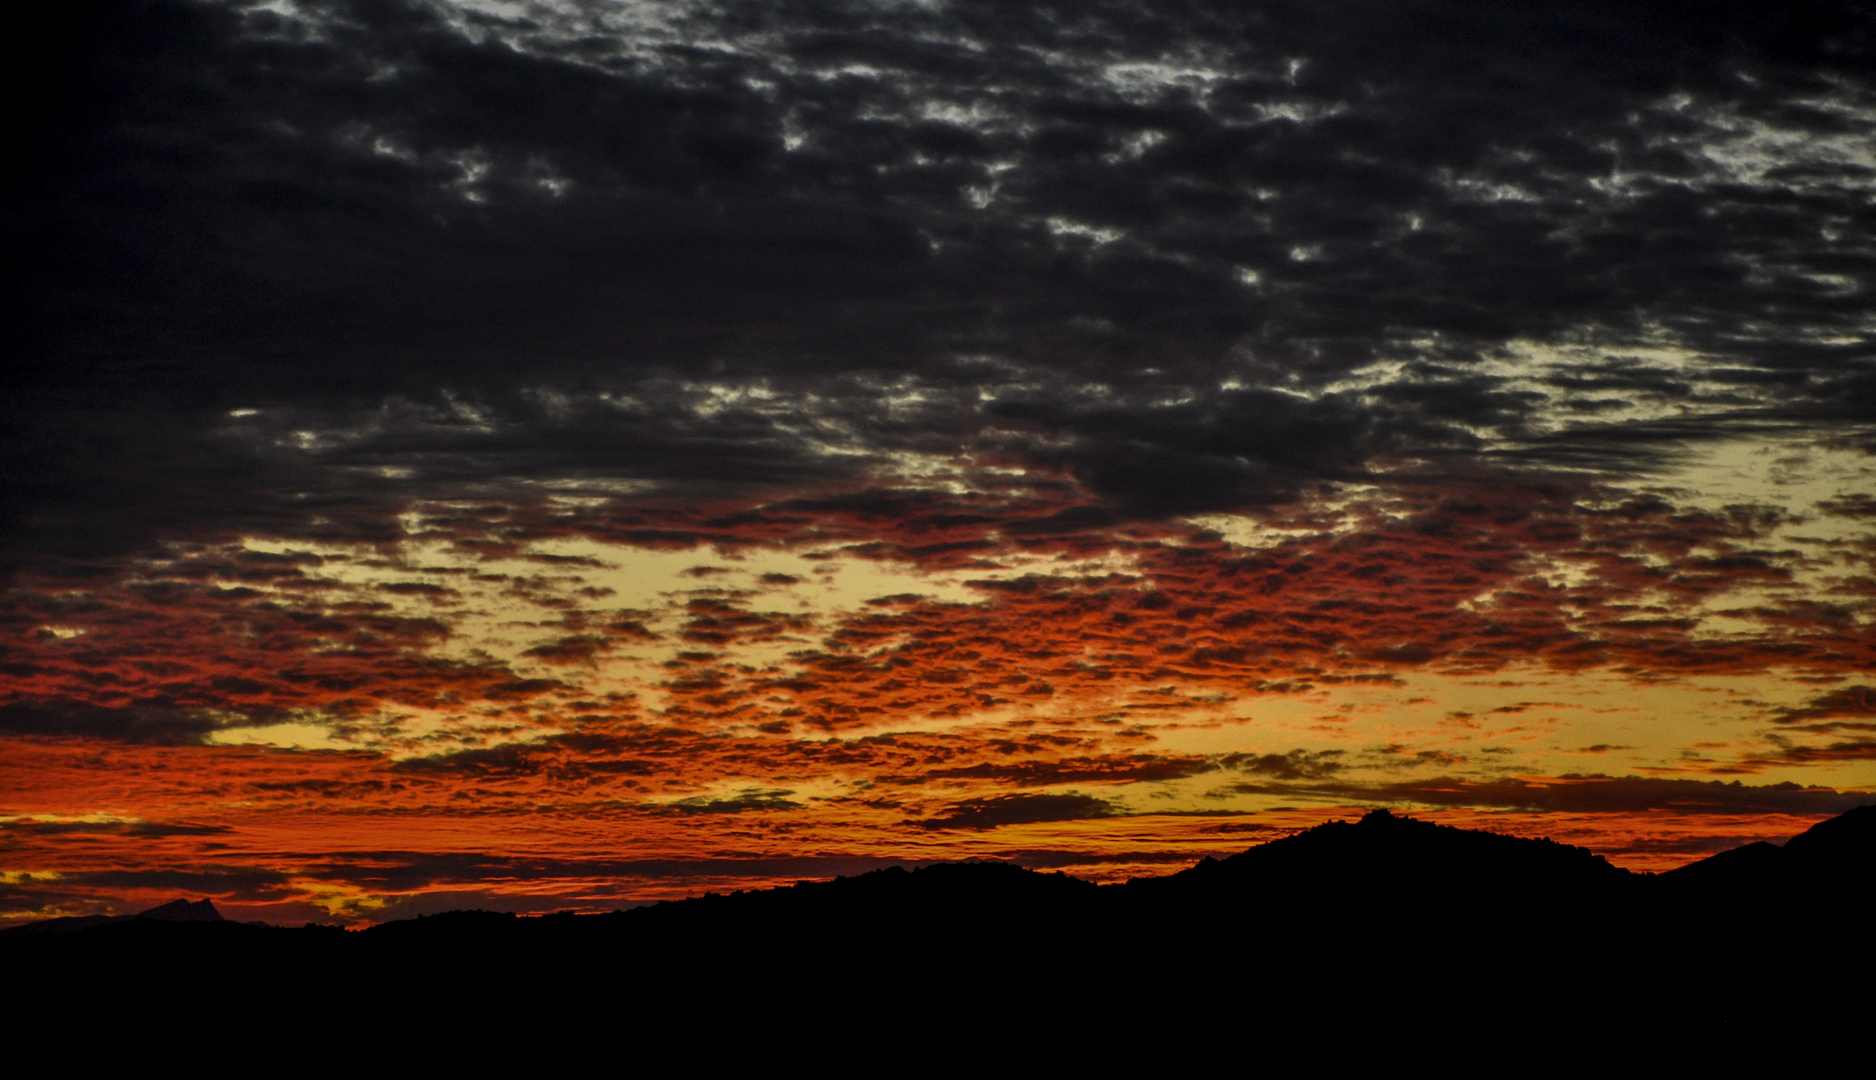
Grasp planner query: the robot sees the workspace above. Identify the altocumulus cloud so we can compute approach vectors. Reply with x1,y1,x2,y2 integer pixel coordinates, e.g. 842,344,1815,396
8,0,1876,570
5,0,1876,922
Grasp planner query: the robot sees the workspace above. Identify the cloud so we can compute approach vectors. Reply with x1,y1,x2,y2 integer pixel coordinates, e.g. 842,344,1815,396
10,0,1876,571
1229,774,1876,816
666,789,802,815
389,730,677,778
0,850,945,921
50,865,295,898
6,0,1876,924
1225,750,1347,781
521,635,615,666
1774,685,1876,726
677,599,813,646
916,792,1119,830
892,754,1217,787
0,817,230,838
0,702,242,745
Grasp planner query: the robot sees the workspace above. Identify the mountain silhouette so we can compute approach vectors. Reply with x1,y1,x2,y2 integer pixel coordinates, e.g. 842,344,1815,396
132,898,223,923
6,806,1871,1027
1665,803,1876,886
1135,807,1633,898
1,896,222,936
11,808,1871,942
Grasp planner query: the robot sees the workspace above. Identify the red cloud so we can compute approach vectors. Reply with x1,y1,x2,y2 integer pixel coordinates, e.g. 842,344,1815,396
4,476,1874,922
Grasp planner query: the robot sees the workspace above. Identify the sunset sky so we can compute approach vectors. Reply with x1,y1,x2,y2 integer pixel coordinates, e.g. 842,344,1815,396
6,0,1875,924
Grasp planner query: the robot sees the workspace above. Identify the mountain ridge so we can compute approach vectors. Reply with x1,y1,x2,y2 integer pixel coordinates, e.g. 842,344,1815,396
6,805,1868,939
6,805,1870,1034
2,895,223,936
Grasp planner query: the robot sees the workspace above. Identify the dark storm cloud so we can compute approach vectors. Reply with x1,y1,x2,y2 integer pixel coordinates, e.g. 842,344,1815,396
10,0,1876,567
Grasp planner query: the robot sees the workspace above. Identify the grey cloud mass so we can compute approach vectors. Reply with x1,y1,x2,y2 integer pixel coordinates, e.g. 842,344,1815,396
9,0,1876,570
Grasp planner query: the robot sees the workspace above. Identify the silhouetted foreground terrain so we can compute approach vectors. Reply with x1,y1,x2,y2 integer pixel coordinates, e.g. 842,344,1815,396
10,808,1872,1023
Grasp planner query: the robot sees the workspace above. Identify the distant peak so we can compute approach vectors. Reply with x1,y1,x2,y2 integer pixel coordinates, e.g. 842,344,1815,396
137,898,223,923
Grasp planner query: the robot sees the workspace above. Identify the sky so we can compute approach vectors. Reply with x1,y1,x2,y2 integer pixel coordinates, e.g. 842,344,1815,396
5,0,1875,924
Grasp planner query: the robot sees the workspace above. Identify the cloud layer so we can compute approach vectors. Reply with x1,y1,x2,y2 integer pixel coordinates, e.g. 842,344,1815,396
11,0,1876,567
5,0,1875,921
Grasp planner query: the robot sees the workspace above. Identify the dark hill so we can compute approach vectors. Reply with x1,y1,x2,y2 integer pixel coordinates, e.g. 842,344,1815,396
133,897,223,923
1778,801,1876,868
347,812,1644,966
6,806,1872,1016
1131,808,1632,899
1659,802,1876,907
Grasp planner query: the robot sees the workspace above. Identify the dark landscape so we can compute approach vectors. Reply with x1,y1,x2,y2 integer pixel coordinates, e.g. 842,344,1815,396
12,807,1871,1014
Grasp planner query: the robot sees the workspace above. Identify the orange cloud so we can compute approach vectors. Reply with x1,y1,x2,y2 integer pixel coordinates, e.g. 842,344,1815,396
4,476,1874,921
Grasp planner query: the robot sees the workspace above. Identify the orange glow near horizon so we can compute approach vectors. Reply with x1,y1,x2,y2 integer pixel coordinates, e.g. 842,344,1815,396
4,440,1875,924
